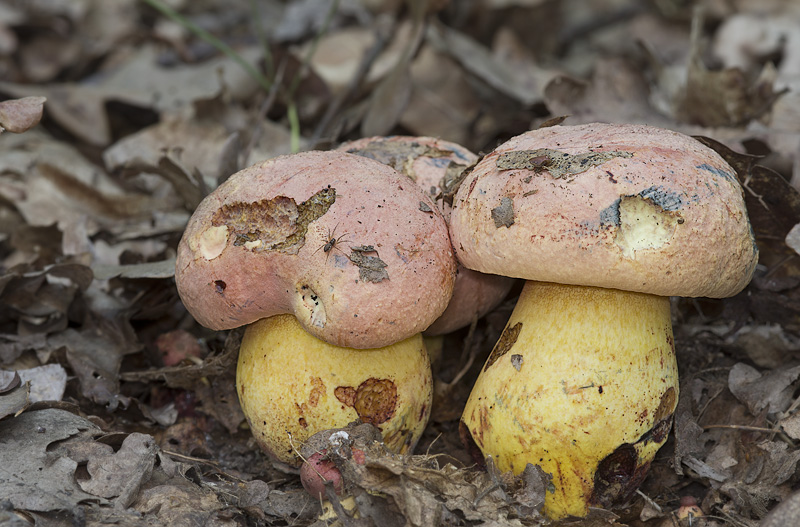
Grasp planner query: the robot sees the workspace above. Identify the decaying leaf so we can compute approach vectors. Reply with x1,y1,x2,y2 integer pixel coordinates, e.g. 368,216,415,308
0,409,103,512
0,378,28,420
312,426,546,526
79,433,158,508
0,96,45,133
16,364,67,402
119,329,240,391
728,362,800,416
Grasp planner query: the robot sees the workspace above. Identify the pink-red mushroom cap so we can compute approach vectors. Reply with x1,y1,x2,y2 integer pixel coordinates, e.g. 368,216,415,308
339,136,515,335
449,123,758,298
175,150,457,349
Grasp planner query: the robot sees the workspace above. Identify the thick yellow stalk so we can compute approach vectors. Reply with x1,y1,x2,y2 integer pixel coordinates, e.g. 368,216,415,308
460,281,679,519
237,314,433,466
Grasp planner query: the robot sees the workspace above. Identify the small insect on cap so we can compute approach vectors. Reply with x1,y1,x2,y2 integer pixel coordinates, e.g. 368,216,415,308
338,135,516,336
175,150,457,349
448,122,758,299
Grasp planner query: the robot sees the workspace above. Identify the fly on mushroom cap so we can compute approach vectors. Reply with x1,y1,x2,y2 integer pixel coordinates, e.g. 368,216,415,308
175,150,457,349
338,135,515,336
452,123,758,519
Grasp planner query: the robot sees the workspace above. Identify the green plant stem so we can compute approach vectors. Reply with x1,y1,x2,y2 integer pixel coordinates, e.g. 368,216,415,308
141,0,273,93
287,0,341,99
249,0,274,79
287,102,300,153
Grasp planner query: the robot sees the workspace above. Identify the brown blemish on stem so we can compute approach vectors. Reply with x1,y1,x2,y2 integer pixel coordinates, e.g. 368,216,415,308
484,322,523,371
211,187,336,255
334,386,356,407
654,387,677,423
335,378,397,425
591,443,650,508
296,377,326,416
631,386,678,445
459,420,486,469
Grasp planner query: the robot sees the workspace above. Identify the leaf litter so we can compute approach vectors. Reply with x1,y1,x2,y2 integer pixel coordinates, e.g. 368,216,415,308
2,1,800,526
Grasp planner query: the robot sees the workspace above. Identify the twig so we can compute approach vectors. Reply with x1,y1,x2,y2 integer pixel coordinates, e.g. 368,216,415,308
702,424,778,433
448,315,480,387
161,449,248,483
636,489,662,513
141,0,272,93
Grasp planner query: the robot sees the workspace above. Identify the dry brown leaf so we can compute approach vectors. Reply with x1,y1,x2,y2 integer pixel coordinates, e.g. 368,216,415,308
18,34,81,82
361,55,412,137
17,364,67,402
0,408,104,512
543,57,669,127
0,96,46,133
80,433,158,508
302,27,377,94
133,484,236,526
0,380,28,420
119,329,240,391
400,45,480,145
103,117,237,196
194,371,246,435
427,22,548,107
728,362,800,416
50,315,141,410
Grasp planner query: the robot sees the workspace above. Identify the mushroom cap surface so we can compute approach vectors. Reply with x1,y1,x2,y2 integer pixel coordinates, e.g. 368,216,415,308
340,136,515,334
449,123,758,298
176,150,456,348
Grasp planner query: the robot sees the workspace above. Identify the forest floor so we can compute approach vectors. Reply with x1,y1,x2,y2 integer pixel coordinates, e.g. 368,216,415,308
2,0,800,526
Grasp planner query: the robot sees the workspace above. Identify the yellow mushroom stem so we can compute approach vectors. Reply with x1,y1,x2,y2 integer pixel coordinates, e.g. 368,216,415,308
460,281,679,519
237,314,433,466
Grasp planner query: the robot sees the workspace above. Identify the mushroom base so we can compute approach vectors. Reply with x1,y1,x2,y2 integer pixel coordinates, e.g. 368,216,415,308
237,314,433,466
460,281,679,519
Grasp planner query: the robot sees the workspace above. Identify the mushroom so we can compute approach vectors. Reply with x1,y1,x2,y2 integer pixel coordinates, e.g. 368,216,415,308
175,150,453,467
450,123,758,519
175,150,457,349
338,135,515,336
237,314,432,467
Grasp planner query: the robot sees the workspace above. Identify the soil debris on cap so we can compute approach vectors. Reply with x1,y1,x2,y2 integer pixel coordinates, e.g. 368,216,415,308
511,354,524,371
440,160,477,205
347,140,455,177
211,187,336,255
491,197,515,228
497,149,633,179
349,246,389,283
